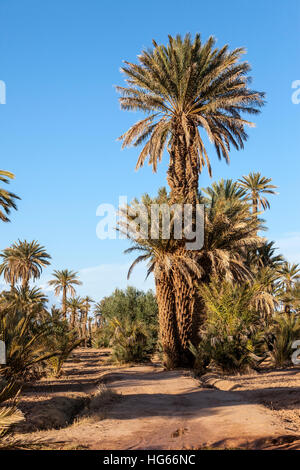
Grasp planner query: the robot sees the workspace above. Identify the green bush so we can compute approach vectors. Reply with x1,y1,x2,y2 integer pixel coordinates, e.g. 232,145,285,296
92,325,112,348
0,307,55,380
110,318,155,364
265,313,300,367
192,279,264,374
0,380,24,443
92,287,158,356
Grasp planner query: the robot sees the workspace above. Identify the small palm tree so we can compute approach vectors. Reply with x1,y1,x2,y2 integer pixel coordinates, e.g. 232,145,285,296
118,34,264,203
0,286,48,315
0,170,20,223
247,240,284,271
277,262,300,313
0,240,51,289
48,269,82,318
202,178,247,203
238,172,278,218
278,262,300,291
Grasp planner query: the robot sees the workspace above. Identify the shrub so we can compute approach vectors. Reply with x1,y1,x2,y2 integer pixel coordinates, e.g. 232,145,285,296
92,324,113,349
0,307,55,380
192,279,264,374
110,318,155,364
0,380,24,444
265,313,300,367
43,312,83,377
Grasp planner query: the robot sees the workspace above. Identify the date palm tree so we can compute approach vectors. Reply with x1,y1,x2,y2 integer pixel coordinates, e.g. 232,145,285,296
278,262,300,291
118,33,264,203
246,240,284,271
48,269,82,319
0,240,51,289
0,286,48,316
119,186,262,366
0,170,20,223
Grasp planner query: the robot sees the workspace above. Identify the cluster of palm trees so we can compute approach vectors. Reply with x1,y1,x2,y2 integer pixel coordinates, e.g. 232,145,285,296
0,242,98,345
0,170,98,339
117,33,299,368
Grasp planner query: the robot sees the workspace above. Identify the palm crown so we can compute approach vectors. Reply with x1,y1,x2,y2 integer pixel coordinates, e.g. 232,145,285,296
118,34,265,202
0,239,51,288
0,170,20,222
48,269,82,317
238,172,278,212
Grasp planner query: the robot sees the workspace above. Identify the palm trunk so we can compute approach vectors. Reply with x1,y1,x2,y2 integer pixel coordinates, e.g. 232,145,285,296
62,286,67,319
22,272,29,290
173,269,195,366
155,270,179,369
70,309,76,328
166,126,200,367
252,194,258,236
88,318,92,344
167,127,198,205
83,308,88,347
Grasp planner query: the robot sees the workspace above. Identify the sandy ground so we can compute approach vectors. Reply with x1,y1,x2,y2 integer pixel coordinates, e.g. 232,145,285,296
220,369,300,435
12,348,300,450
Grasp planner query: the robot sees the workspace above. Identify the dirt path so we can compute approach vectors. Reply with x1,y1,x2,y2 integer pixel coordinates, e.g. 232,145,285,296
15,349,300,450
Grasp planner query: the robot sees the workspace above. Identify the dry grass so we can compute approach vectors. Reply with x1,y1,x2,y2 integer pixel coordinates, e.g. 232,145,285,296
72,384,120,425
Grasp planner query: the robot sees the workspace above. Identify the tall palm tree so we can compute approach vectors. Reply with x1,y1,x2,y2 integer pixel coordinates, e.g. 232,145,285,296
118,34,264,204
0,170,20,223
119,187,262,366
238,172,278,220
0,240,51,289
48,269,82,318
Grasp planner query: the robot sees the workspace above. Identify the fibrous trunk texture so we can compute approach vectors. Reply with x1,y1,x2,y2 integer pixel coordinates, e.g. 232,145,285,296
173,268,195,366
167,127,199,205
62,286,67,319
167,129,200,366
155,271,179,369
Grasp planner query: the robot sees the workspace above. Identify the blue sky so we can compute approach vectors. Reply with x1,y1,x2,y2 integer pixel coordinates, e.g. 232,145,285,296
0,0,299,304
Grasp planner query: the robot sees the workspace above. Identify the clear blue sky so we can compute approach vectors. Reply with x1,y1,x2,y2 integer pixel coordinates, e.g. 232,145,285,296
0,0,299,303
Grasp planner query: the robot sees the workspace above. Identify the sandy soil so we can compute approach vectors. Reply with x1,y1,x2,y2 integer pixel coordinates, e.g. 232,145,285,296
219,369,300,436
12,348,300,450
